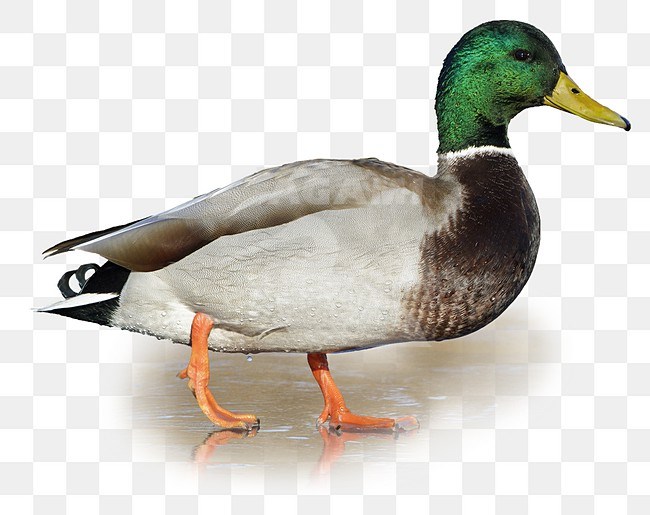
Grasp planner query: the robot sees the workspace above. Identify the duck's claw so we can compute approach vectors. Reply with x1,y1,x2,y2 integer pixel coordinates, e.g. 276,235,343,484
316,405,330,426
394,415,420,432
179,312,260,431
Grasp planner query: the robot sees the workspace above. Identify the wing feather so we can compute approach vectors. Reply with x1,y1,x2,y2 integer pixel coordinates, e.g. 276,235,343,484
43,159,431,272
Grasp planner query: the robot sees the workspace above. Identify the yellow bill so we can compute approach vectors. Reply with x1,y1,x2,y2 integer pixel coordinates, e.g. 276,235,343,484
544,71,630,131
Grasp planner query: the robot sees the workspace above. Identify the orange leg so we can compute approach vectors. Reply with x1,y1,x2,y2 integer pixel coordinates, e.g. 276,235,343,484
178,312,259,431
307,353,419,432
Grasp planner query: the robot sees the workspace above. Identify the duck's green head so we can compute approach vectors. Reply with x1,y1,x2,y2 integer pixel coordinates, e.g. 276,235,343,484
436,20,630,154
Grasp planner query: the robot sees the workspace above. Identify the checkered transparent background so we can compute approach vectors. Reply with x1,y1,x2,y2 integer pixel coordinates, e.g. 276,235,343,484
1,0,649,514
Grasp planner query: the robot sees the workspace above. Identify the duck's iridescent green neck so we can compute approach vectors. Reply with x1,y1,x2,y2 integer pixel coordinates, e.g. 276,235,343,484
435,89,512,154
435,60,511,154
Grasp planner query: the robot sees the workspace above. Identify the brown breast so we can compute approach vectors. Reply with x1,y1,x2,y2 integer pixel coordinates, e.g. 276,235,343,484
401,151,541,341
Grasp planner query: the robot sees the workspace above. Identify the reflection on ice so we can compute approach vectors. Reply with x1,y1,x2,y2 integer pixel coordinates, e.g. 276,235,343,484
125,305,554,471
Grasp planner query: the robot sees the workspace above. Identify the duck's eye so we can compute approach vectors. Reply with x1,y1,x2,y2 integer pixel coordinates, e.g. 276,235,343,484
514,49,531,61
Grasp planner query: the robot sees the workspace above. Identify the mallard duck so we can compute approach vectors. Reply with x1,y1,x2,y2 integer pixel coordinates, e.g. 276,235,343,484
39,20,629,432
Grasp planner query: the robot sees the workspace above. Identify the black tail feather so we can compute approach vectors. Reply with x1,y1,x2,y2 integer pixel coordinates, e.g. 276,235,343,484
45,261,131,326
76,261,130,295
57,263,101,298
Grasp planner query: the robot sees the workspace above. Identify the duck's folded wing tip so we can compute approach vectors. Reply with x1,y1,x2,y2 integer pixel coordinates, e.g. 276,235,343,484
42,243,72,258
41,219,143,261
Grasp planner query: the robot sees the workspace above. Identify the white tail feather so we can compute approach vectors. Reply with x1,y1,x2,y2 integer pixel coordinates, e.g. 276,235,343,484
36,293,119,312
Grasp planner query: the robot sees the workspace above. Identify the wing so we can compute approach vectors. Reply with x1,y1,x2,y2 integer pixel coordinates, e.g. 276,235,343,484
44,159,432,272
